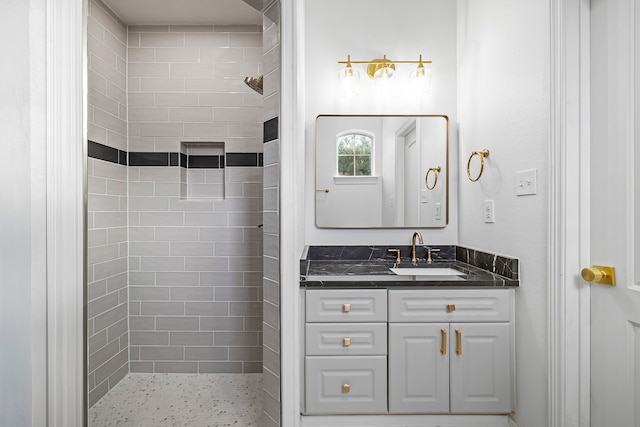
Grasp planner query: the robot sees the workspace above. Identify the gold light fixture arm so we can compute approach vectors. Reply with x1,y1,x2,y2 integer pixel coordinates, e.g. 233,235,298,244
467,149,490,182
338,54,433,80
425,166,441,190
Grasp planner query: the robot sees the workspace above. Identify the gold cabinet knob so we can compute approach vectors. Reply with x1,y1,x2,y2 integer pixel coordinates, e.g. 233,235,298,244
343,337,351,347
342,383,351,393
342,303,351,313
581,265,616,286
446,304,456,312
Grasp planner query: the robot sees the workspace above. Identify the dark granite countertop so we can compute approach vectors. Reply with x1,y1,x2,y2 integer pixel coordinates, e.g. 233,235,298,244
299,245,519,289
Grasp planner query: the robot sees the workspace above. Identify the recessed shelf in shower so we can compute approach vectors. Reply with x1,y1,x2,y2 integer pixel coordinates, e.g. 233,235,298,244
180,141,226,200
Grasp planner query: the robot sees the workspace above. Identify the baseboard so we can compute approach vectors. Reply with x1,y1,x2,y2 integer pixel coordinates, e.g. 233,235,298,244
300,414,512,427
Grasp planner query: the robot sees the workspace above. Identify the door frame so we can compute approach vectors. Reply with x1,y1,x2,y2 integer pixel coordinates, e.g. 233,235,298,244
42,0,593,426
548,0,592,426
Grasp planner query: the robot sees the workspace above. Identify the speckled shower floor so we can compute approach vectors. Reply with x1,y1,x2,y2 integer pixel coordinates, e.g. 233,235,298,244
89,373,263,427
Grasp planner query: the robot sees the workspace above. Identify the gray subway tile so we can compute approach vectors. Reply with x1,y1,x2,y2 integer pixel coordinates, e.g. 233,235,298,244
229,346,262,361
130,286,170,301
244,316,263,332
215,287,259,302
229,302,262,317
94,303,127,333
107,318,128,342
139,212,184,226
262,322,280,353
199,227,244,242
139,346,184,361
170,287,213,301
263,300,279,329
185,257,228,272
200,272,244,286
156,317,199,331
141,302,185,316
199,316,243,331
184,303,229,316
88,330,108,355
88,339,119,372
130,316,155,330
170,242,213,256
140,257,185,271
214,242,260,257
169,332,213,346
155,227,199,241
243,362,263,373
156,272,200,286
130,227,155,241
130,331,169,346
155,362,198,373
94,348,128,384
262,367,280,400
185,347,228,361
87,279,107,301
94,258,127,281
130,362,154,373
229,257,262,272
184,213,228,226
129,272,156,286
198,362,243,374
129,242,171,256
107,272,127,293
214,332,257,346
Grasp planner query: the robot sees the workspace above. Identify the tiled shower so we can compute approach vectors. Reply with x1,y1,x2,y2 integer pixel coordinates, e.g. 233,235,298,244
86,1,279,423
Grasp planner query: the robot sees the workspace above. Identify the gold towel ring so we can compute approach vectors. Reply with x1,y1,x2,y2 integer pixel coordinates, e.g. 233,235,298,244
467,149,490,182
425,166,441,190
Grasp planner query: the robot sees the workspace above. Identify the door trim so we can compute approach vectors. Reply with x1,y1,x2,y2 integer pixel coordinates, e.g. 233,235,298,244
549,0,591,426
46,0,86,425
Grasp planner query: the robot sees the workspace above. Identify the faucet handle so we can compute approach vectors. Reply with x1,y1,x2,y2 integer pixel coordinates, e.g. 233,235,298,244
388,248,401,264
426,247,441,264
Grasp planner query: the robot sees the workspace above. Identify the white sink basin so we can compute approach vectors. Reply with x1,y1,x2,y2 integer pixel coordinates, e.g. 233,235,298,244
390,267,464,276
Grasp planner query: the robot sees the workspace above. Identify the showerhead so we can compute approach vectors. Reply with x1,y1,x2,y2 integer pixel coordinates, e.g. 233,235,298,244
244,75,263,95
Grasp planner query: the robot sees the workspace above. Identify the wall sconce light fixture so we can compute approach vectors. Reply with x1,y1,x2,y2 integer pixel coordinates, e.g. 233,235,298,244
338,54,431,80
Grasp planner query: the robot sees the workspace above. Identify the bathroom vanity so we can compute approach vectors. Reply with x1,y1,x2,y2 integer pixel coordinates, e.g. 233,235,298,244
299,245,518,417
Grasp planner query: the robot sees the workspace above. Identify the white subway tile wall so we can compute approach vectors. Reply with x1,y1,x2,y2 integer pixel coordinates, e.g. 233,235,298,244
87,0,129,408
127,24,264,375
262,2,281,426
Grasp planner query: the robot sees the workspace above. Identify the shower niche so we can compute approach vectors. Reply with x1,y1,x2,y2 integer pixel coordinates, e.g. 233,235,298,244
180,141,226,200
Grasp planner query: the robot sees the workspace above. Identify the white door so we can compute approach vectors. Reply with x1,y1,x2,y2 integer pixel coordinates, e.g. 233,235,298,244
588,0,640,424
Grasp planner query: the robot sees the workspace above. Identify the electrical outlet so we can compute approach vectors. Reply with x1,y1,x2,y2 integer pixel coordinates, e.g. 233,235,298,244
435,203,441,220
483,200,495,223
516,169,537,196
421,189,428,203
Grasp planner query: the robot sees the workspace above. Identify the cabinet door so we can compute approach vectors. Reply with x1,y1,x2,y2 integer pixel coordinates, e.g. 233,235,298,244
388,323,449,413
449,322,513,414
305,356,387,414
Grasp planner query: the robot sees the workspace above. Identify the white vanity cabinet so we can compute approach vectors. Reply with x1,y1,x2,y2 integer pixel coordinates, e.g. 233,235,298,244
388,289,514,414
304,289,388,414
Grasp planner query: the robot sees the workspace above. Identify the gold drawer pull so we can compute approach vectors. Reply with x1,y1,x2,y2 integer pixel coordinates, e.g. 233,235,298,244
343,337,352,347
455,328,462,355
342,303,351,313
342,383,351,393
447,304,456,312
440,328,447,355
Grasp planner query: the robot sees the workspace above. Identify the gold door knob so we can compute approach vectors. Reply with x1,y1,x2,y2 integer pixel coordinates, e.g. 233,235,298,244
581,265,616,286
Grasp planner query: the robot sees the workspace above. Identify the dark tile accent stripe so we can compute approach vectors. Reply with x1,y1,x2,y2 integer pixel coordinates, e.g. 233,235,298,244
88,141,126,165
263,117,278,143
129,152,169,167
88,143,263,169
188,155,221,169
226,152,258,167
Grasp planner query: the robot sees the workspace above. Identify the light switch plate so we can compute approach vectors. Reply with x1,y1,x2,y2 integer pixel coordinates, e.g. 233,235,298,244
420,189,428,203
435,203,441,220
516,169,537,196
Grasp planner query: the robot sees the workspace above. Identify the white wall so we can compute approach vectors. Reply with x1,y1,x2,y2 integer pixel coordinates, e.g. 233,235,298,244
304,0,459,245
0,0,47,425
457,1,550,425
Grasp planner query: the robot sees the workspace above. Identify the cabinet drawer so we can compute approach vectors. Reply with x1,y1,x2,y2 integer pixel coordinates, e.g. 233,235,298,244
306,323,387,356
306,289,387,322
389,289,511,322
304,356,387,414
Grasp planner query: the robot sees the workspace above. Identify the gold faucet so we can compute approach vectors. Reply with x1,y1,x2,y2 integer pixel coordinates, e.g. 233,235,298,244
411,231,424,265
